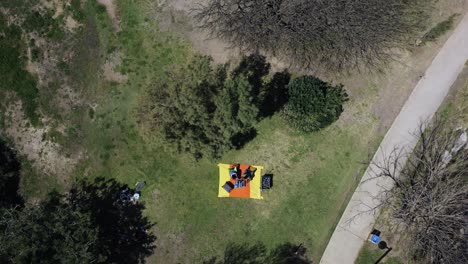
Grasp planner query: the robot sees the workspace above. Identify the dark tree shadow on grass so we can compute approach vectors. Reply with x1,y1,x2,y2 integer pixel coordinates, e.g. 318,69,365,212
231,54,291,118
231,128,258,150
265,243,310,264
0,138,23,208
68,177,156,264
261,71,291,117
204,242,312,264
233,54,271,96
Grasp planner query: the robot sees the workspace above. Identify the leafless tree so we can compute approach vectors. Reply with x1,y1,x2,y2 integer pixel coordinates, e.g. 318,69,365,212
194,0,430,72
366,120,468,263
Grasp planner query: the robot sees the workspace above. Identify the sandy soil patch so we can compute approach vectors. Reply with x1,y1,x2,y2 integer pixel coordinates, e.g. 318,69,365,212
101,52,128,83
156,0,237,64
97,0,121,31
65,16,80,31
40,0,64,19
3,102,80,180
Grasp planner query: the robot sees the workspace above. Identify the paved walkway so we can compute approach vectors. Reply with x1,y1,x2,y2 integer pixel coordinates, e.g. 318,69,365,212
320,13,468,264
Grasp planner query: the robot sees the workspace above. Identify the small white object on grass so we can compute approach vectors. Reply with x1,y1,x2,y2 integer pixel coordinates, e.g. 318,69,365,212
130,193,140,203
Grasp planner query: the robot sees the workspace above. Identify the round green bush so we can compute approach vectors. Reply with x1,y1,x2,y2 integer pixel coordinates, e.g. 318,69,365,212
282,76,348,132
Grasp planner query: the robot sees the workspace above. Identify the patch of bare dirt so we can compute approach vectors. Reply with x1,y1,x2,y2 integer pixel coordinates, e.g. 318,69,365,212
23,1,87,114
369,1,468,132
97,0,121,31
65,15,80,31
155,0,237,64
101,51,128,83
24,32,86,114
40,0,64,18
3,101,81,181
25,35,52,85
1,0,87,182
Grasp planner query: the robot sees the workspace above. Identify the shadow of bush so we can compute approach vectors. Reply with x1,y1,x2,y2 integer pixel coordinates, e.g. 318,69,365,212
0,138,24,208
204,242,312,264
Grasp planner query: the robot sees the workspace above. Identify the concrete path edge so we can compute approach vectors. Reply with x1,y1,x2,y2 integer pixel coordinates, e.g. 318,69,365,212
320,12,468,264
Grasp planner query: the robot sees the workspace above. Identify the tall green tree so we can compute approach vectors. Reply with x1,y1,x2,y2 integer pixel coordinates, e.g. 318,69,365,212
68,178,156,264
144,54,281,158
261,71,291,117
0,178,156,264
155,55,224,158
236,76,259,127
0,194,98,264
232,53,271,103
214,75,259,149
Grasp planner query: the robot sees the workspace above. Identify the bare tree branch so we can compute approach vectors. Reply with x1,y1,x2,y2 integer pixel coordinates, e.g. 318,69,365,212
193,0,430,73
360,119,468,263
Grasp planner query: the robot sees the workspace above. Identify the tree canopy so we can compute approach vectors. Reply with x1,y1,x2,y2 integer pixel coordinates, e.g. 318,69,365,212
369,120,468,264
68,178,156,263
142,54,290,158
282,76,348,132
0,194,98,264
0,178,156,264
195,0,429,71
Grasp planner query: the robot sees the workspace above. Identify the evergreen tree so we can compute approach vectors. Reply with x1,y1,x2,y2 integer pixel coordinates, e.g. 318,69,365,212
149,55,222,158
214,75,260,150
0,178,156,264
68,178,156,264
232,53,270,103
213,78,240,149
0,194,98,264
236,76,259,128
143,54,291,158
146,55,266,158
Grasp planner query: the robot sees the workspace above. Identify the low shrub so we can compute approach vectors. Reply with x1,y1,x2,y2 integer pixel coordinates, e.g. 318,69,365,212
282,76,348,132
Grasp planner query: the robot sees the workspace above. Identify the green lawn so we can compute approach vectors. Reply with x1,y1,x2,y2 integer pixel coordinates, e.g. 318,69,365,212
69,1,383,262
6,0,385,262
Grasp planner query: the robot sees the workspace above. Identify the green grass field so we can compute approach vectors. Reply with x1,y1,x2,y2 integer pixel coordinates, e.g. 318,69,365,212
3,0,385,262
67,1,383,262
70,2,383,261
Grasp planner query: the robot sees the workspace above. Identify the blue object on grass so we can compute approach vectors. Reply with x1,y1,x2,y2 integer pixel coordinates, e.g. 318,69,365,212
369,234,381,244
